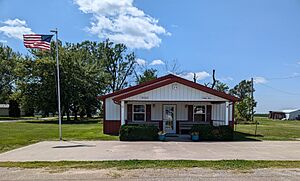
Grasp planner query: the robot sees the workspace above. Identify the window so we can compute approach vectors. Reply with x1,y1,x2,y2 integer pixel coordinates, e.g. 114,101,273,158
133,105,145,122
193,105,206,122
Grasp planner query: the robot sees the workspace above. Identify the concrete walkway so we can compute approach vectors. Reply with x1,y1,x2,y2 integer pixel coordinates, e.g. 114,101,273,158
0,141,300,161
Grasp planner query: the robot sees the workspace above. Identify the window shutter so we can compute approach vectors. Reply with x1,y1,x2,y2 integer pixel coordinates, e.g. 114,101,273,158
188,105,193,121
206,105,212,124
146,104,151,122
127,104,132,122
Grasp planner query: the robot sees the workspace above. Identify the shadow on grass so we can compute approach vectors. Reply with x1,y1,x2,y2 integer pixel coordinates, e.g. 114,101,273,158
233,131,263,141
24,119,101,124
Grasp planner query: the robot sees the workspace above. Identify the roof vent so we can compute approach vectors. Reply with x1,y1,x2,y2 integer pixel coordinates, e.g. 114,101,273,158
172,84,178,90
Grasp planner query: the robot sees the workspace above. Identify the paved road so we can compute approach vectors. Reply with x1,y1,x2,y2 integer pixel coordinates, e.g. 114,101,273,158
1,167,300,181
0,141,300,161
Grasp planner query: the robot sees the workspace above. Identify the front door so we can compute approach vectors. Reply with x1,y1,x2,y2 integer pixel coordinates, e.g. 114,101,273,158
163,105,176,134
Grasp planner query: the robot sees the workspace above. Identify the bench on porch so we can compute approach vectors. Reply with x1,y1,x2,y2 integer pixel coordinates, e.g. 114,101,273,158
179,121,210,134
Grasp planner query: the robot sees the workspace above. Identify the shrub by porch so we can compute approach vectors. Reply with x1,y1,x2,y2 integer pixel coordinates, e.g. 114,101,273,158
119,124,233,141
191,125,233,141
119,124,159,141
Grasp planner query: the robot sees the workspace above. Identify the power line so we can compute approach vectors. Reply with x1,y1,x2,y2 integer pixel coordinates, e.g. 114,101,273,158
258,82,300,95
265,75,300,80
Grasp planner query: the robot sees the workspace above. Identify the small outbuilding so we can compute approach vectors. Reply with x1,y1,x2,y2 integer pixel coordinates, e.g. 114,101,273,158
0,104,9,116
100,74,239,135
269,109,300,120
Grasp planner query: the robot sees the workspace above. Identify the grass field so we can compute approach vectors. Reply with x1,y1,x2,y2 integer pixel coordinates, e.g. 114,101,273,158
0,117,300,153
234,117,300,141
0,118,118,153
1,160,300,170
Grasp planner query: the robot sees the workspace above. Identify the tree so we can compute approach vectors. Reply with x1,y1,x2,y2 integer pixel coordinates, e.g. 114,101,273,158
9,40,135,120
17,41,108,120
102,40,136,92
61,41,107,120
229,80,257,122
8,99,20,117
214,80,229,93
0,44,18,103
135,68,157,84
16,54,57,117
164,59,183,75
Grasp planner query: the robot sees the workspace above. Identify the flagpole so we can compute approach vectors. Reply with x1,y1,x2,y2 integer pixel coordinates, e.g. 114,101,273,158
51,28,62,141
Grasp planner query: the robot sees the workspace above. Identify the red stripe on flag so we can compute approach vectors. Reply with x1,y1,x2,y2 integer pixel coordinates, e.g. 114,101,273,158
23,34,52,51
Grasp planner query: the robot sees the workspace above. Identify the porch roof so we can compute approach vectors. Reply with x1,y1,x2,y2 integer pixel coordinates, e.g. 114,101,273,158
100,74,239,102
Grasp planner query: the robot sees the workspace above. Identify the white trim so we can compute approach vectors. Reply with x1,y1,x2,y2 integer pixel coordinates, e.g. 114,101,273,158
132,104,146,122
225,101,229,125
163,104,176,134
121,100,125,125
193,104,206,122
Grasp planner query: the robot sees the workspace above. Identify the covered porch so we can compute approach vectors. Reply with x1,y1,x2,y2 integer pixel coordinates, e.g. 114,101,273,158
120,100,234,135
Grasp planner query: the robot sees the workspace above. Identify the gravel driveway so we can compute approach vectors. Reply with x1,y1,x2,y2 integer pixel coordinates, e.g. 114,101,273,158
1,167,300,181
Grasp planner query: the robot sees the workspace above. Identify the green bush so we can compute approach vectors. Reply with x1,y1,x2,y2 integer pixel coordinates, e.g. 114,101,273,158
190,124,233,141
119,124,159,141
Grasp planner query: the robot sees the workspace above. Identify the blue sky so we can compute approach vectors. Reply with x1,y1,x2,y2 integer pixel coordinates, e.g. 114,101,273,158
1,0,300,113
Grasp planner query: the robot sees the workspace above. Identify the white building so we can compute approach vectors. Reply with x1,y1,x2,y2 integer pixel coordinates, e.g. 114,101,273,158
0,104,9,116
283,109,300,120
100,74,239,135
269,109,300,120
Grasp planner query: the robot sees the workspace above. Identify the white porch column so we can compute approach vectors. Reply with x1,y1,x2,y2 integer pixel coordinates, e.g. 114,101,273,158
121,100,125,125
225,101,229,125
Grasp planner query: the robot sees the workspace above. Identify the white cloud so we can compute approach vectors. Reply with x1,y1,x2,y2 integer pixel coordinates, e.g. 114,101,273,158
254,76,267,84
0,18,33,40
3,19,27,26
293,72,299,76
149,59,165,66
74,0,170,49
180,71,210,82
219,76,234,82
136,58,147,66
0,40,7,43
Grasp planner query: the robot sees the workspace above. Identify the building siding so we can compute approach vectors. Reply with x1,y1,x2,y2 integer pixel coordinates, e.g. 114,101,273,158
124,83,227,102
105,99,232,122
0,108,9,116
105,97,120,120
211,103,233,122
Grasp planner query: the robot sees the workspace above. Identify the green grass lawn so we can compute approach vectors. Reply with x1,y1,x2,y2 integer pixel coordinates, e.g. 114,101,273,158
234,117,300,141
0,118,118,153
1,160,300,170
1,116,300,154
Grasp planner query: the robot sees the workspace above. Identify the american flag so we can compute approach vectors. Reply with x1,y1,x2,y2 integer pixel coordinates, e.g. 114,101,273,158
23,34,53,50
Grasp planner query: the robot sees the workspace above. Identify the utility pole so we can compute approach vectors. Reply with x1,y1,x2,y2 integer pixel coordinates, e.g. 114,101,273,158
50,28,62,141
251,77,258,136
251,77,254,122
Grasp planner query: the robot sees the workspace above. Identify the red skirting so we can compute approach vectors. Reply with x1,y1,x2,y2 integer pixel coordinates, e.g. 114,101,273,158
104,120,121,135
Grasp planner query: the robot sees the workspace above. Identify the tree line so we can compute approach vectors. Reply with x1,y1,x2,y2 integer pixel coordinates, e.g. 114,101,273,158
0,40,255,122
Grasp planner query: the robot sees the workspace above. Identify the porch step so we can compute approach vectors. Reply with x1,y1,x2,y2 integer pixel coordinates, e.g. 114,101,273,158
165,133,178,137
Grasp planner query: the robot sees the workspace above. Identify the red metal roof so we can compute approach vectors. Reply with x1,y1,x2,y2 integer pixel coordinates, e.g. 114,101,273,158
99,74,239,102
